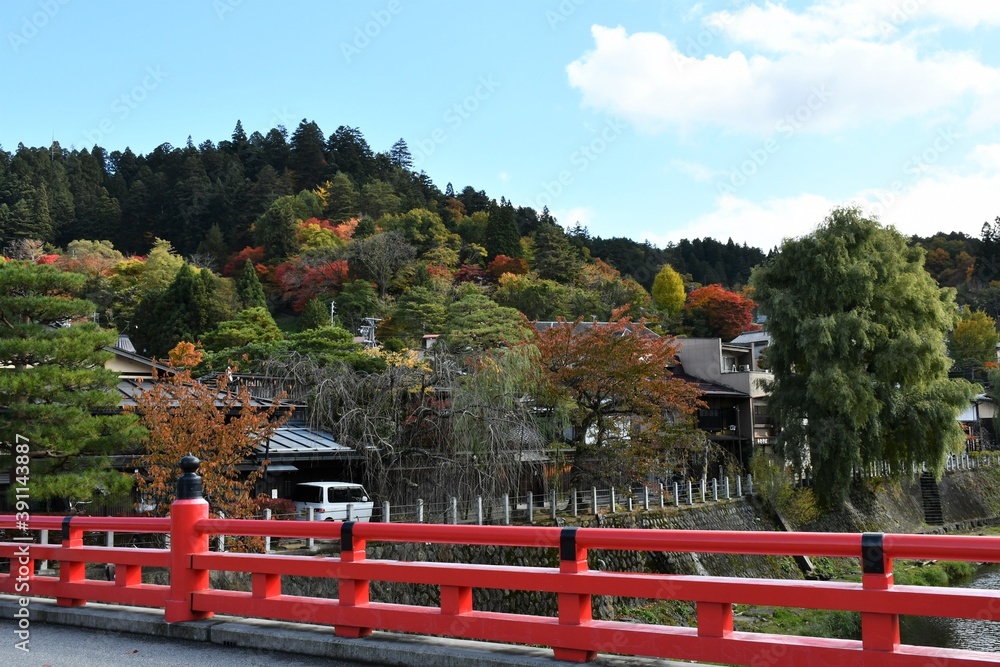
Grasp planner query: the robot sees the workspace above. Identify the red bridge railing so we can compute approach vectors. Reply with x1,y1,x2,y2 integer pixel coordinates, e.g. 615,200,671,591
2,456,1000,665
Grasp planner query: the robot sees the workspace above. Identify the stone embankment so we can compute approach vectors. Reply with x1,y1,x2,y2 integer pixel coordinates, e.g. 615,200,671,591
223,467,1000,621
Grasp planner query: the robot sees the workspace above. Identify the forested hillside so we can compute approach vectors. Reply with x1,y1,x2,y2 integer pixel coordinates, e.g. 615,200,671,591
1,119,996,361
0,119,769,353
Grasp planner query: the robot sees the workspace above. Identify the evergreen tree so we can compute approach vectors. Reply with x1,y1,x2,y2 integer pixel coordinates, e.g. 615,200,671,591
289,119,328,192
0,261,144,501
300,296,331,330
254,196,299,263
135,264,215,357
533,223,579,282
196,223,229,271
484,201,521,260
389,139,413,170
751,207,976,507
322,172,359,222
236,259,267,309
335,279,380,333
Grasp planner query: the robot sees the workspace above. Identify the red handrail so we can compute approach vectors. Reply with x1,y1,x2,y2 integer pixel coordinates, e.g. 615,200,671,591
3,511,1000,665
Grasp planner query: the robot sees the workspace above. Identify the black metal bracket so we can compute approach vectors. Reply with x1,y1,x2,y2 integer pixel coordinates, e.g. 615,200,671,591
560,527,579,562
862,532,885,574
62,515,73,542
341,520,355,551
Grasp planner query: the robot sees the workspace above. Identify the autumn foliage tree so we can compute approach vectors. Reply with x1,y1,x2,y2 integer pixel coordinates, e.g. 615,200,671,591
684,284,758,341
133,342,288,536
534,315,703,486
270,257,350,312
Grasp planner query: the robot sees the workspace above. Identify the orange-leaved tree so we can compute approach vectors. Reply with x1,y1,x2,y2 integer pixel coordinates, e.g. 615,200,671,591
684,284,759,341
534,313,704,486
132,342,289,534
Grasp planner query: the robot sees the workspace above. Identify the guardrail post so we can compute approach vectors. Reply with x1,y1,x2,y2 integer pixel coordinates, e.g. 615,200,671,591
591,487,598,514
335,521,372,638
659,483,664,508
39,529,49,572
382,501,390,523
643,486,649,510
550,489,557,520
417,498,424,523
57,516,85,607
307,508,315,550
712,479,718,502
477,496,483,525
450,497,458,525
860,532,899,654
701,478,706,503
264,509,271,553
106,531,114,548
609,487,616,513
554,527,597,663
688,481,694,506
527,492,534,524
725,477,730,500
673,483,679,507
737,475,742,496
165,454,212,623
502,494,510,525
571,488,578,517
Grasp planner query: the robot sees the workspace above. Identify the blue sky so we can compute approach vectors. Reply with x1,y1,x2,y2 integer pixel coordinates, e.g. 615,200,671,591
2,0,999,251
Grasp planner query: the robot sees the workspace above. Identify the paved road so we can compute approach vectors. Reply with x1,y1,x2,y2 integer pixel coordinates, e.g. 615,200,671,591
2,623,358,667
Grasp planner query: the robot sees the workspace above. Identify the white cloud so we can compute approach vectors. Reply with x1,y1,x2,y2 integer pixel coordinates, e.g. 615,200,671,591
566,9,1000,135
671,159,722,183
645,145,1000,251
552,206,594,229
498,171,510,182
643,193,836,252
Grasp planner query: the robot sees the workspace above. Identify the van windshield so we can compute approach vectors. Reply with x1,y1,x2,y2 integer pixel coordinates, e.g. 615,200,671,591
329,487,367,503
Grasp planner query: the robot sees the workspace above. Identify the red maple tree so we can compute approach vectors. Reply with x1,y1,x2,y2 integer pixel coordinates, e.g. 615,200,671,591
534,315,703,485
684,284,759,341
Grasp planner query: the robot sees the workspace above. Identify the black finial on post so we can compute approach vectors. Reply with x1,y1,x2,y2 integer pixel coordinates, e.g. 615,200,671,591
176,454,203,500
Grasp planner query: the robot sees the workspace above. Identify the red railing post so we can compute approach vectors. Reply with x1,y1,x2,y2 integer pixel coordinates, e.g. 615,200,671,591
554,528,597,663
860,532,899,654
57,517,85,607
165,455,213,623
335,521,372,638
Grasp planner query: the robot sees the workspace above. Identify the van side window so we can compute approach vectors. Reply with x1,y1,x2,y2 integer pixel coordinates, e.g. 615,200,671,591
293,486,321,503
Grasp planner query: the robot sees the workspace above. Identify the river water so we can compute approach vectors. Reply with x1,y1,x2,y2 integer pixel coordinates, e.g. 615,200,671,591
899,565,1000,651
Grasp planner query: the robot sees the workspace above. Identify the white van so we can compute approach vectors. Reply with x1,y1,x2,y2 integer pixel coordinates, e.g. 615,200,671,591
291,482,374,522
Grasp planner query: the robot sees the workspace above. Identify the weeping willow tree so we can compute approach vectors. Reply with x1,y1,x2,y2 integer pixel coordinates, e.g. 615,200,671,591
751,207,976,508
262,343,552,505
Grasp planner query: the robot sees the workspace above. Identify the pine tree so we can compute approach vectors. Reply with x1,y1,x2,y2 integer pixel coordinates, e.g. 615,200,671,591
196,223,229,271
0,261,145,501
253,196,299,263
300,297,331,330
484,201,521,260
236,259,267,310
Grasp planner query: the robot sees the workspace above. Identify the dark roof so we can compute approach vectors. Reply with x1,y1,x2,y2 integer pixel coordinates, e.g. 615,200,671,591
115,378,294,411
534,320,660,338
670,365,748,398
256,424,359,462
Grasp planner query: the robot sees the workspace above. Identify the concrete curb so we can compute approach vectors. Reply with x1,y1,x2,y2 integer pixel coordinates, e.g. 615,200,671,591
0,596,702,667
